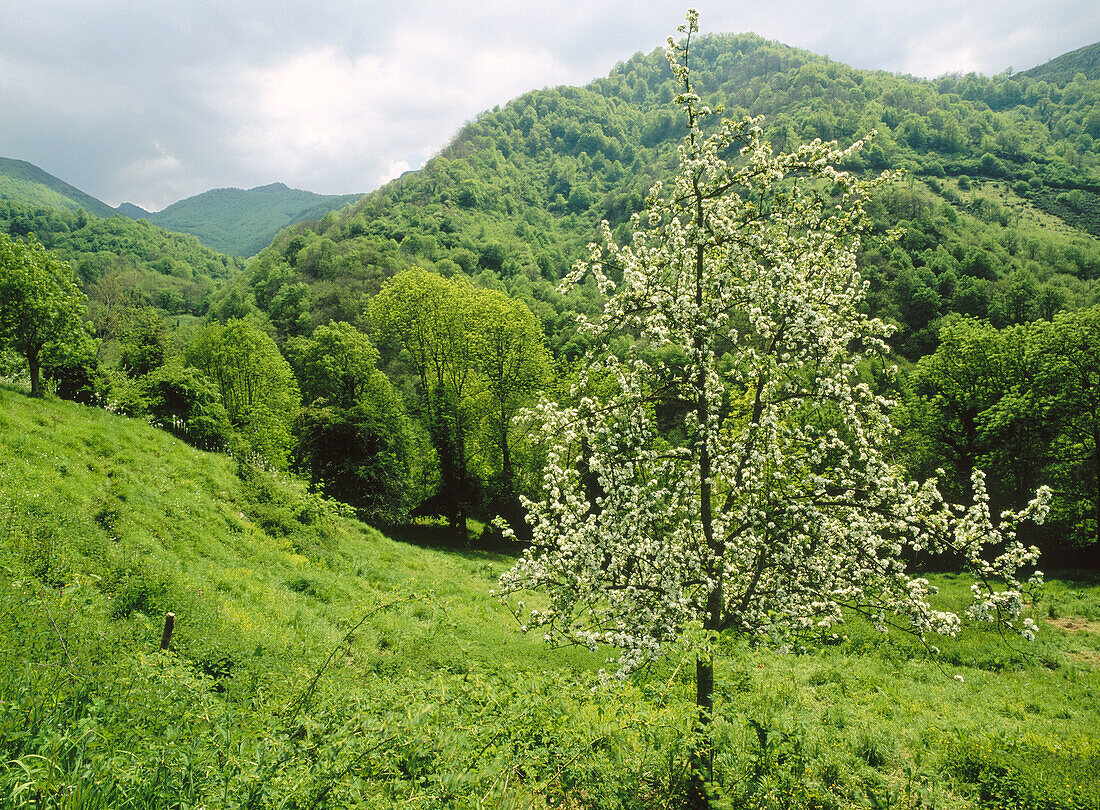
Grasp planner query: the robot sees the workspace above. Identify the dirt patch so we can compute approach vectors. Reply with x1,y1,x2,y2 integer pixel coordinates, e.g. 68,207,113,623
1069,649,1100,667
1046,617,1100,634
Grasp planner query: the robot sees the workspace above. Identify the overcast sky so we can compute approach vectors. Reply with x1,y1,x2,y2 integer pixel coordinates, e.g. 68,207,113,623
1,1,1096,212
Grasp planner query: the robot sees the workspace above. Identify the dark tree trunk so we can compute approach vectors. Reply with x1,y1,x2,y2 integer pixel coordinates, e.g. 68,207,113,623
28,350,42,397
688,651,715,810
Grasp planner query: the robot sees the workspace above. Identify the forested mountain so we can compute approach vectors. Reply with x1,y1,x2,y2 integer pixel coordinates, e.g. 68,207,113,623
240,33,1100,360
207,33,1098,557
5,30,1100,559
0,157,118,218
0,198,243,316
1,157,361,258
129,182,363,257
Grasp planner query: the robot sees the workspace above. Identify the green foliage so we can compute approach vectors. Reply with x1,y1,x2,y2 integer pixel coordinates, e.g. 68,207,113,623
0,233,91,396
902,309,1100,561
137,363,232,451
142,182,362,257
1021,42,1100,83
368,269,550,535
948,734,1100,809
185,318,300,467
285,320,380,409
0,157,117,217
0,199,243,321
289,323,416,522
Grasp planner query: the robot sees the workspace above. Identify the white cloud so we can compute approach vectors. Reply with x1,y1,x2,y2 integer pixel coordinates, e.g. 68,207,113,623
114,144,184,212
380,160,413,185
1,0,1097,210
203,28,571,196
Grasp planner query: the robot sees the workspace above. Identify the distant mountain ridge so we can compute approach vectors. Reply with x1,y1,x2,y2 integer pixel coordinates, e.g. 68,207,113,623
1020,41,1100,82
0,157,118,218
134,183,363,257
0,157,362,257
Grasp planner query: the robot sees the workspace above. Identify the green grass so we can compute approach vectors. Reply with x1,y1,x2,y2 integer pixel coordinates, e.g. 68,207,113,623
1,386,1098,808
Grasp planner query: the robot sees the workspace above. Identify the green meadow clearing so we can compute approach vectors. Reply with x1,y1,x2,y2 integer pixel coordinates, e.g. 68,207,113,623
1,387,1098,808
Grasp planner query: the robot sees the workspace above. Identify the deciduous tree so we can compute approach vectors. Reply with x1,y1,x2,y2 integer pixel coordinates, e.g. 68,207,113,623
474,289,550,520
185,318,299,467
288,322,414,521
499,13,1049,805
0,233,89,396
368,270,482,537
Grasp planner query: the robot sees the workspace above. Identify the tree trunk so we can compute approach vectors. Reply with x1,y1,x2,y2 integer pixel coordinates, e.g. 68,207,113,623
688,651,715,809
28,351,42,397
688,204,721,807
1093,425,1100,553
500,405,514,500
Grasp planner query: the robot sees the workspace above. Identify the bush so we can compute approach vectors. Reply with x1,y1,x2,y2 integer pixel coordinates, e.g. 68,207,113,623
948,735,1100,810
138,364,231,451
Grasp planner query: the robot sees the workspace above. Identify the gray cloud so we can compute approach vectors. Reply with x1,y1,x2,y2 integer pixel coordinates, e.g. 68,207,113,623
1,1,1096,211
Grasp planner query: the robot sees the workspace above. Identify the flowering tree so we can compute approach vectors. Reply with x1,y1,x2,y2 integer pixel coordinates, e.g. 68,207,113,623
499,10,1048,799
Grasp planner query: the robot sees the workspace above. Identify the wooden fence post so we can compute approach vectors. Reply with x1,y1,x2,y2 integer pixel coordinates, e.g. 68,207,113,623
160,612,175,651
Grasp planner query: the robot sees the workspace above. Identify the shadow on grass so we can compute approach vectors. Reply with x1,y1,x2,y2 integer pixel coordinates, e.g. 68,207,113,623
379,519,527,560
1045,568,1100,588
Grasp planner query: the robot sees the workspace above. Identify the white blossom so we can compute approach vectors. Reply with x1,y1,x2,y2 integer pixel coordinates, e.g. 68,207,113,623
498,13,1047,679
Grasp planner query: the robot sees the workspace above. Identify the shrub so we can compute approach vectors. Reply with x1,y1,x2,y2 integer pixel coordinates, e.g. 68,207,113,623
948,735,1100,810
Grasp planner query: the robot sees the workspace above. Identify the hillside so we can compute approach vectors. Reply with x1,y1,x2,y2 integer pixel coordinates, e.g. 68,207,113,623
1021,41,1100,83
2,388,1099,806
0,157,362,258
134,182,363,257
240,33,1100,360
0,198,243,316
0,157,118,218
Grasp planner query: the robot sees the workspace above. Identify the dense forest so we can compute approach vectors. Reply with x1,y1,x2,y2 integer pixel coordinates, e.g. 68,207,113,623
4,31,1100,564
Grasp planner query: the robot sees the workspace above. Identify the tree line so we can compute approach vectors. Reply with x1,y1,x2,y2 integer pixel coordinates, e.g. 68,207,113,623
903,311,1100,564
1,233,550,540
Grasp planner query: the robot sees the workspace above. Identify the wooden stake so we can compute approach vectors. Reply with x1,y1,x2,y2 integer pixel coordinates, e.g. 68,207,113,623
160,612,175,650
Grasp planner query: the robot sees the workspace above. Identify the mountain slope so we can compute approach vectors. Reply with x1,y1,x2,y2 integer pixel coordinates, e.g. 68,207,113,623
0,157,117,218
240,33,1100,357
136,182,363,257
1021,41,1100,83
0,198,244,315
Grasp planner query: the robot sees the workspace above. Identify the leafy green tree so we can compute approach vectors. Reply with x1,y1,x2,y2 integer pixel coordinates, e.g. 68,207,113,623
119,304,172,377
473,289,550,524
286,322,381,409
905,318,1007,503
0,233,90,396
498,15,1049,806
287,322,416,520
185,318,299,467
137,364,232,451
1038,307,1100,560
293,386,414,523
368,270,483,538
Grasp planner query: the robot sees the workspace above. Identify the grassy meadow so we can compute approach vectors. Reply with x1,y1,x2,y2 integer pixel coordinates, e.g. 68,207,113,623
1,386,1098,808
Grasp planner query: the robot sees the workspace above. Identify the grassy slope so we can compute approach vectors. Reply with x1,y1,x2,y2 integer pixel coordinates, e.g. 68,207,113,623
0,389,1098,807
1021,41,1100,82
0,158,117,218
0,386,562,676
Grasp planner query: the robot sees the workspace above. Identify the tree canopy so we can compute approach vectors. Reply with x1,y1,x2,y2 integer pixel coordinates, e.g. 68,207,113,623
0,233,90,396
185,318,299,467
498,14,1052,803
